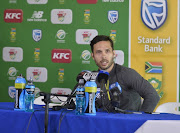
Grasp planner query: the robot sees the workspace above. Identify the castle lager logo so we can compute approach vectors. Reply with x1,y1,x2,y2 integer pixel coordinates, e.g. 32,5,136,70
51,49,72,63
26,67,47,82
76,29,98,44
4,9,23,23
141,0,168,30
3,47,23,62
51,9,72,24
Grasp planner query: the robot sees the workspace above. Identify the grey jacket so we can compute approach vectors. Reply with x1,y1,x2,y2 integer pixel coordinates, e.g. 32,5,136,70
96,63,160,113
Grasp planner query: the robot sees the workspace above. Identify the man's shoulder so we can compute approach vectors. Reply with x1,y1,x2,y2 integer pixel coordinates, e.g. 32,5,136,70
116,64,134,72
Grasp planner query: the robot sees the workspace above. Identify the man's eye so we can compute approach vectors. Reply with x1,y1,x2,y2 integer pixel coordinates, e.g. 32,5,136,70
96,51,101,54
106,49,110,53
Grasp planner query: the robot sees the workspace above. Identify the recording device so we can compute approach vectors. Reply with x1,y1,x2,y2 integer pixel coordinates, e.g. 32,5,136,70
109,82,122,107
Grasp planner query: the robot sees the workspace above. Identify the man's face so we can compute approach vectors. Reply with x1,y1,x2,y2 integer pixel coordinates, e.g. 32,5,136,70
92,41,115,73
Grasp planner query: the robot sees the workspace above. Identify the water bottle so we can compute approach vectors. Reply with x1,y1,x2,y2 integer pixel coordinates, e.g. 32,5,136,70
75,79,85,115
25,77,35,112
84,80,97,115
14,74,26,110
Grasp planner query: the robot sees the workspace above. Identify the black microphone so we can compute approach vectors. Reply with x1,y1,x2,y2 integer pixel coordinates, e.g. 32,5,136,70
97,70,109,93
76,70,88,82
109,82,122,107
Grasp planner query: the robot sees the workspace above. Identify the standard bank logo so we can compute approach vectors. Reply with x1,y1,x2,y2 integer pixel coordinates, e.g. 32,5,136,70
32,29,42,42
141,0,168,30
108,10,118,24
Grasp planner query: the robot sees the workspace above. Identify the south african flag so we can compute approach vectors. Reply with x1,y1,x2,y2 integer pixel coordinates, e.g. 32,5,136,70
145,62,162,73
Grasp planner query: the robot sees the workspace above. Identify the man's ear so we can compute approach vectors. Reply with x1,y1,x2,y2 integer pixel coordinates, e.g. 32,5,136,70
91,53,94,60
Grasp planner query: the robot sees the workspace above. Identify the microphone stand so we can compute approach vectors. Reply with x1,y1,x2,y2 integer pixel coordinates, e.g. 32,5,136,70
40,92,50,133
39,84,79,133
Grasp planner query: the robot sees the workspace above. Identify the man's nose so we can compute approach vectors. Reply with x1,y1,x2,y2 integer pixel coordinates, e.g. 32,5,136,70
102,52,107,59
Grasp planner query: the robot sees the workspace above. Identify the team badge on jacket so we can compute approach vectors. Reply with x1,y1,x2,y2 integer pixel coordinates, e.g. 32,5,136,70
141,0,168,30
108,10,118,24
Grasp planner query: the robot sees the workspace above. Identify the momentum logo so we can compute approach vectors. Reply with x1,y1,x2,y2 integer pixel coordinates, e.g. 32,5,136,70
4,9,23,23
51,49,72,63
141,0,168,30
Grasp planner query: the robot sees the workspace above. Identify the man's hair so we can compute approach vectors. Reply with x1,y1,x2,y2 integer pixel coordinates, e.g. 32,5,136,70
90,35,114,52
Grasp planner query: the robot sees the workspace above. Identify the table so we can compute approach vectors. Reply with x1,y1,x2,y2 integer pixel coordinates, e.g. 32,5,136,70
0,102,180,133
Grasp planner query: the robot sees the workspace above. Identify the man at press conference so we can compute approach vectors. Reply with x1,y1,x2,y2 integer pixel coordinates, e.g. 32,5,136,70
90,35,160,113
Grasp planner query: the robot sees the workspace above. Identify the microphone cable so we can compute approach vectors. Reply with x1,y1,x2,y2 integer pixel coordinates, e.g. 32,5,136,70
25,109,44,133
58,109,73,133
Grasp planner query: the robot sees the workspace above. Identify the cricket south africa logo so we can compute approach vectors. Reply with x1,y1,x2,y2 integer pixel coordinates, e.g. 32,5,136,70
141,0,168,30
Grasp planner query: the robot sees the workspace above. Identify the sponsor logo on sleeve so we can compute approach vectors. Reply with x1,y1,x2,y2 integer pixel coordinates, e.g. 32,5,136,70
4,9,23,23
141,0,168,30
51,49,72,63
51,9,72,24
76,29,98,44
26,67,48,82
3,47,23,62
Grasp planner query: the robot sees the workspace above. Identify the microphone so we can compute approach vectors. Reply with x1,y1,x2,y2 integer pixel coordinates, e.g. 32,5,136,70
97,70,109,93
83,71,98,81
109,82,122,107
76,70,90,83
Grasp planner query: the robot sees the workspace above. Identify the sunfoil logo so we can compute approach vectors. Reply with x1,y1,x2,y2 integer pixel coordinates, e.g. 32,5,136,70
141,0,168,30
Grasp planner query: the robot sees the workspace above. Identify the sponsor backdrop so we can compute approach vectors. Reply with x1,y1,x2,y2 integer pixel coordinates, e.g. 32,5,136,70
0,0,128,102
129,0,179,105
0,0,179,108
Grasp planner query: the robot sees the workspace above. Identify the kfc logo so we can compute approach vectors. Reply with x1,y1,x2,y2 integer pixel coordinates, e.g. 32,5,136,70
4,9,23,23
51,49,72,63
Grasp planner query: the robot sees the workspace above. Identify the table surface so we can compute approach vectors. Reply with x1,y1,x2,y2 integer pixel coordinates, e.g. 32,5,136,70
0,102,180,133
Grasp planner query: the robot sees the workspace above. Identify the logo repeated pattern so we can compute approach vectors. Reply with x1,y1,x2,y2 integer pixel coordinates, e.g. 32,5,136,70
1,1,129,100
